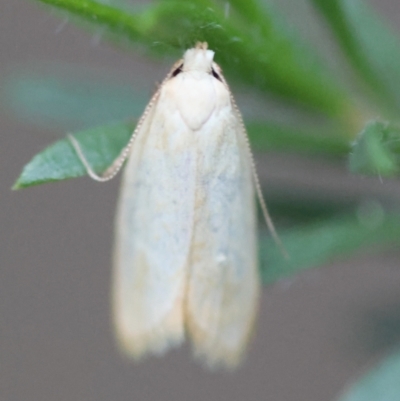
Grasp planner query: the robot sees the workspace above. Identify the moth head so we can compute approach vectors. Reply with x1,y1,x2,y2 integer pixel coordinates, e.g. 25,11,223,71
182,42,215,73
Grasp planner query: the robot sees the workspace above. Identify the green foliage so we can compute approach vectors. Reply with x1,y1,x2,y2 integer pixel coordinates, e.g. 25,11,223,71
34,0,351,116
349,121,400,177
261,209,400,284
13,121,135,189
247,122,350,156
3,71,147,130
9,0,400,395
311,0,400,114
338,347,400,401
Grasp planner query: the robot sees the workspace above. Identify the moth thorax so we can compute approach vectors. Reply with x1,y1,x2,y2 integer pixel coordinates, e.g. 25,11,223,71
182,48,215,73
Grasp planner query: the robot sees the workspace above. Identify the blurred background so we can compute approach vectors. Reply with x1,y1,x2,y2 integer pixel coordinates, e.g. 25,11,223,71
2,0,400,400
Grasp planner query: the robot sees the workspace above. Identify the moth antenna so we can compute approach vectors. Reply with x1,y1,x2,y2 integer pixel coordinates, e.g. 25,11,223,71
249,151,290,260
228,93,289,260
68,87,162,182
69,60,188,182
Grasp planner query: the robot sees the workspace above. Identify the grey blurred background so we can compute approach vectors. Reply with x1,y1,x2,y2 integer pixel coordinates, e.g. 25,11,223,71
2,1,400,400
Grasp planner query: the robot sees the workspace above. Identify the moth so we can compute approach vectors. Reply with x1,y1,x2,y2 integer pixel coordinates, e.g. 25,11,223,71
70,42,282,369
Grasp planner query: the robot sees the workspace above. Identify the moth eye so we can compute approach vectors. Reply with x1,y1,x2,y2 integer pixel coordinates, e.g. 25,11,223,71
171,64,183,77
211,68,222,82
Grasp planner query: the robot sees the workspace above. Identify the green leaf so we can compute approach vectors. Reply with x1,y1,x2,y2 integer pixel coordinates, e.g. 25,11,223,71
14,116,353,190
311,0,400,114
260,208,400,284
247,122,350,156
349,121,400,177
13,121,134,189
36,0,146,43
214,0,266,26
338,347,400,401
33,0,352,117
3,70,148,130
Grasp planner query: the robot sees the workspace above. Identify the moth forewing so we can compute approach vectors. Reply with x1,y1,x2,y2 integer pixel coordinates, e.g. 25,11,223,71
112,75,196,358
184,95,259,368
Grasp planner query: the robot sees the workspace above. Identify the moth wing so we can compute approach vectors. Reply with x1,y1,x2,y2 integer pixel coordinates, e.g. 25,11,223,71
112,88,196,358
185,107,259,368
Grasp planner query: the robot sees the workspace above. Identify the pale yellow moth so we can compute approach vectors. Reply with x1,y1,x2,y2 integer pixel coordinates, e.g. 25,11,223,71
70,42,283,369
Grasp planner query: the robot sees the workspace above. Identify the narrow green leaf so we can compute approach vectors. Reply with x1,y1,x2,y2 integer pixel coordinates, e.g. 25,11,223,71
311,0,400,113
33,0,352,117
338,347,400,401
215,0,264,25
260,210,400,284
3,71,148,130
13,121,134,189
36,0,146,43
349,121,400,177
247,122,350,156
264,193,359,226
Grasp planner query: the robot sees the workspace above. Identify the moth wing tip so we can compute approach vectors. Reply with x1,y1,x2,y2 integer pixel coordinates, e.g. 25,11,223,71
114,326,185,361
186,318,249,371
